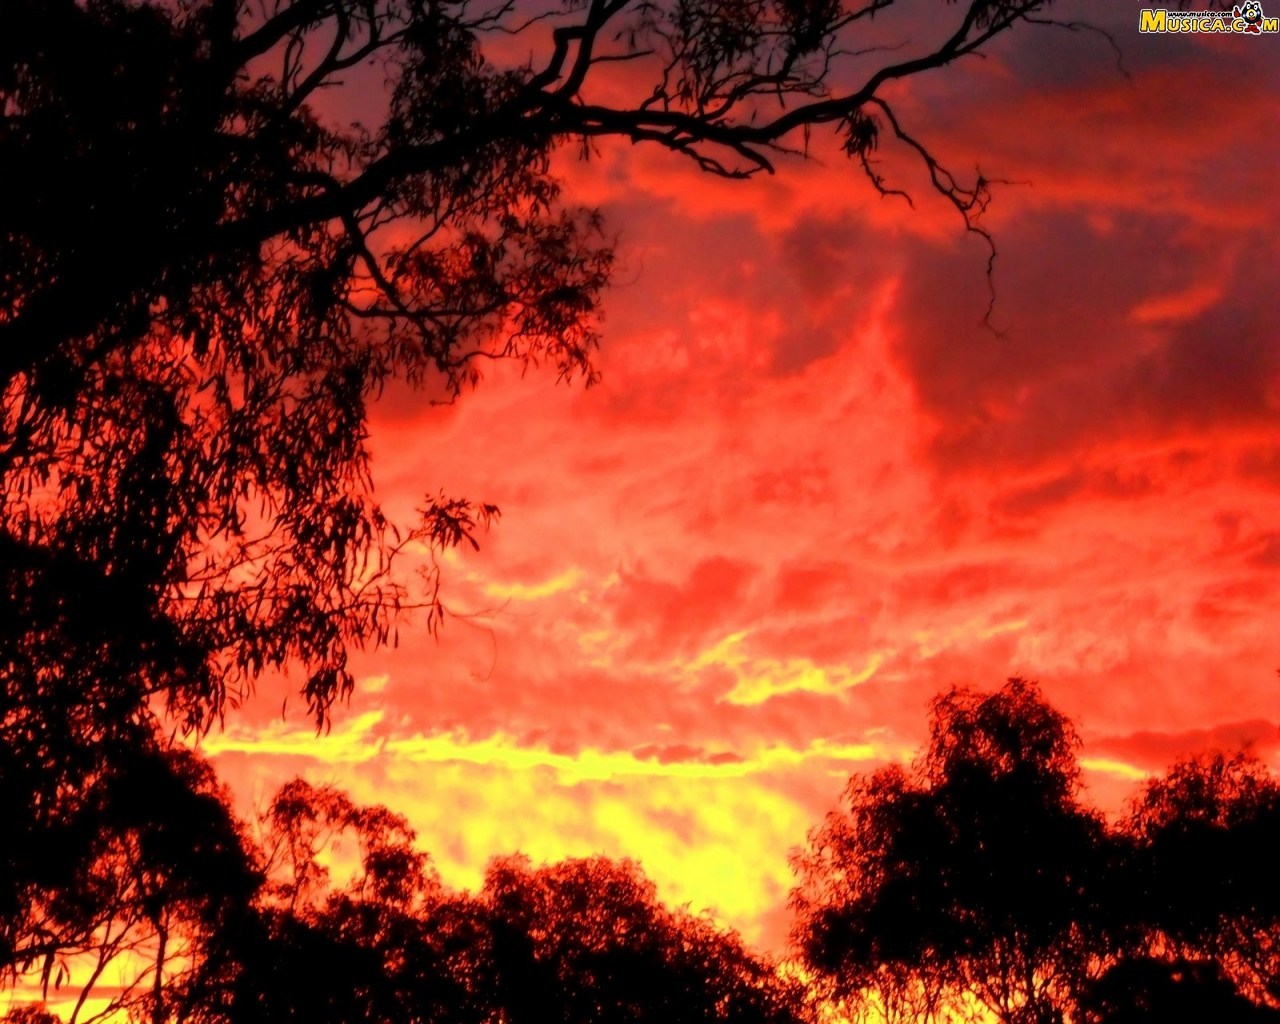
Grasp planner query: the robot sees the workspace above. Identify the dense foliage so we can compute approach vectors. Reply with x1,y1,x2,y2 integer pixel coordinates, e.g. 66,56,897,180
1,682,1275,1023
3,777,804,1024
791,679,1280,1024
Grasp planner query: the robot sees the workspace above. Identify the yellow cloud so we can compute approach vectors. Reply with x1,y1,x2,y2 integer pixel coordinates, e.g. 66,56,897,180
197,709,386,763
196,709,910,949
1080,757,1150,782
1129,283,1223,325
420,729,884,780
687,631,889,706
200,711,898,782
483,566,585,601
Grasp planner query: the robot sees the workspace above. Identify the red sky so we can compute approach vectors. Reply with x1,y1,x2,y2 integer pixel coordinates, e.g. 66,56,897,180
203,3,1280,953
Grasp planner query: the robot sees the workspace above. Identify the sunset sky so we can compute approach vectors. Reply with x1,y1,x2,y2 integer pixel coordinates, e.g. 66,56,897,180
202,2,1280,952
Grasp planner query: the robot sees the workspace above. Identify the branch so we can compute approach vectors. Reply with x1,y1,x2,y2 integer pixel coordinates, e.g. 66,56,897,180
867,97,1010,327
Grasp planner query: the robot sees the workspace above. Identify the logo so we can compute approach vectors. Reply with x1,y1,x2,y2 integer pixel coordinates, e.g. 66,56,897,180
1139,3,1279,33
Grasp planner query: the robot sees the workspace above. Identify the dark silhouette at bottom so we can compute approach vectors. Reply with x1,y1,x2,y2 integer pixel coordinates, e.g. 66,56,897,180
1,678,1276,1024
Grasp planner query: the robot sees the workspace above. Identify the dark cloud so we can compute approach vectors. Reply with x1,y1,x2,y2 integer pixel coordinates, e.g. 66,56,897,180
994,472,1088,520
1245,532,1280,569
1094,719,1280,771
991,465,1168,521
883,209,1277,471
1121,281,1280,428
898,561,1021,606
771,561,858,615
1238,444,1280,489
631,743,745,766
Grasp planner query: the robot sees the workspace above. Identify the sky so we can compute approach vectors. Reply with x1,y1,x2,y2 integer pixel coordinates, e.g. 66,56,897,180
202,2,1280,953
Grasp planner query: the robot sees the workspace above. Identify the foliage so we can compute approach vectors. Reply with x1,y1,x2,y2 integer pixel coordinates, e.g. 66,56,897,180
792,680,1280,1023
4,680,1278,1023
1118,751,1280,1008
0,744,256,1022
8,6,1273,1024
1,772,802,1023
170,783,803,1024
1,0,1062,735
161,779,481,1024
1079,957,1280,1024
479,854,803,1024
792,679,1110,1024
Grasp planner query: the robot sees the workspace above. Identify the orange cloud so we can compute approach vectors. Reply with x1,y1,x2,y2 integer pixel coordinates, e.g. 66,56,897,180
204,2,1280,957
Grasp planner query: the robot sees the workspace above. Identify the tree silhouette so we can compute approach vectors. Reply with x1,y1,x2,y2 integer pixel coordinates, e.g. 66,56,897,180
792,680,1280,1024
0,744,256,1023
7,677,1279,1022
2,2,1082,1000
174,782,470,1024
173,781,802,1024
1117,751,1280,1009
3,0,1071,734
1080,957,1280,1024
791,679,1115,1024
479,854,802,1024
1,1008,62,1024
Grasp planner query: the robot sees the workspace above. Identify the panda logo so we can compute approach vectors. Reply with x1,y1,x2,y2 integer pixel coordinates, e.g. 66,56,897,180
1234,1,1265,32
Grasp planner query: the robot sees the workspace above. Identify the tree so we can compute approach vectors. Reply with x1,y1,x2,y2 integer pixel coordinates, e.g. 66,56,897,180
791,679,1113,1024
0,744,257,1024
1116,751,1280,1010
479,854,802,1024
1079,957,1280,1024
177,782,803,1024
791,683,1280,1024
173,780,482,1024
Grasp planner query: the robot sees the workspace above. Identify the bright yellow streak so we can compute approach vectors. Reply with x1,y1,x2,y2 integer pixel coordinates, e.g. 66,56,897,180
1080,757,1150,781
199,711,901,782
197,709,388,763
688,631,890,706
482,566,585,601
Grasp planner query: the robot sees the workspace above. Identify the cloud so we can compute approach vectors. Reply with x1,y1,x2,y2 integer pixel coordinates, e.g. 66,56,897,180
1130,283,1225,326
203,713,906,949
1092,719,1280,774
210,1,1280,953
204,711,900,784
484,566,587,601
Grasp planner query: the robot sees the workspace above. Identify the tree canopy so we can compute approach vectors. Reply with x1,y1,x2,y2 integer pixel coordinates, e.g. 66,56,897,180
14,7,1274,1024
3,674,1277,1023
2,2,1096,1014
791,679,1280,1024
791,679,1111,1024
2,0,1068,737
1118,751,1280,1009
7,774,802,1024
